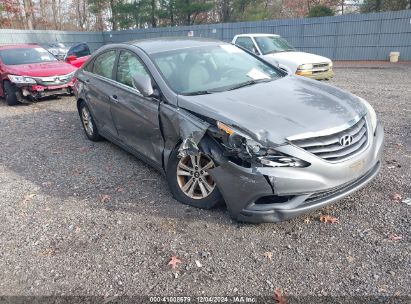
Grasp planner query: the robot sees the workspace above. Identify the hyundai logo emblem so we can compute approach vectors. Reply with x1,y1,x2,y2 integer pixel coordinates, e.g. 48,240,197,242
339,135,353,147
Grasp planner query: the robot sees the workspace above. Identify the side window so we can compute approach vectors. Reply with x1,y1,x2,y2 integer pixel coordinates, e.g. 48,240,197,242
92,50,116,79
235,37,257,54
116,50,149,88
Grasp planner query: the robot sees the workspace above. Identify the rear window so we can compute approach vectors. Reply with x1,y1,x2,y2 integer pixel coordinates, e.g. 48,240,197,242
67,44,90,58
0,47,57,65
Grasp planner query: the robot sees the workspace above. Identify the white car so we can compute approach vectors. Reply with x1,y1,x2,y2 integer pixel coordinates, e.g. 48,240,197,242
232,34,334,80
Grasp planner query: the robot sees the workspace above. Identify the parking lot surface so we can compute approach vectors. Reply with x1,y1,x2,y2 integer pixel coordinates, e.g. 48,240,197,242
0,64,410,300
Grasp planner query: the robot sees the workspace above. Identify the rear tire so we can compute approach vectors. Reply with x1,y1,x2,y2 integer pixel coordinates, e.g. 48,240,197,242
78,101,101,141
4,81,19,106
166,145,222,209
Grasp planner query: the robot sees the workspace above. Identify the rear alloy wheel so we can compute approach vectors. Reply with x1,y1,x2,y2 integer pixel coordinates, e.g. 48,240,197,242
166,148,222,209
79,101,101,141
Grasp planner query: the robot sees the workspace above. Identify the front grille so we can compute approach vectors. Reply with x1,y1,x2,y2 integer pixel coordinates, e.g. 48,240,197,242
312,62,331,74
290,117,368,162
33,74,73,86
313,62,329,69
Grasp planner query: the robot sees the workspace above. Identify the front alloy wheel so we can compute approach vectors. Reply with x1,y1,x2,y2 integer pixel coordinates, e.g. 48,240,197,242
166,147,223,210
177,154,216,199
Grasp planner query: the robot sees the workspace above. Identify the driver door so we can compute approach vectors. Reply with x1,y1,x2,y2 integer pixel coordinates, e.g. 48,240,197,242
109,50,163,167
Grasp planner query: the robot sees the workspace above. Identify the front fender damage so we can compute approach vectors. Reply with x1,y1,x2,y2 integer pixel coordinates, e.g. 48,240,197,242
159,103,210,169
208,162,273,217
159,103,274,220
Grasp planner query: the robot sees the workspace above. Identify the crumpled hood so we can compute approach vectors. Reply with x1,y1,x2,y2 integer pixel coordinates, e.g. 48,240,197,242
177,76,366,145
270,51,331,65
6,61,76,77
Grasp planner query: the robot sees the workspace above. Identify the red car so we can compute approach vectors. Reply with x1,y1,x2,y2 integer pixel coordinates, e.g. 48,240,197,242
66,55,90,68
0,44,77,106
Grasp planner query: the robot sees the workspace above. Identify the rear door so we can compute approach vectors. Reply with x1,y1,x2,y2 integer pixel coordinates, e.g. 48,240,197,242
83,50,119,138
110,49,163,167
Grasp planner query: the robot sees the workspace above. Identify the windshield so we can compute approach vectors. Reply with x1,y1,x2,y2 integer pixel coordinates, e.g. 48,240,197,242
254,36,295,55
152,44,283,95
0,47,57,65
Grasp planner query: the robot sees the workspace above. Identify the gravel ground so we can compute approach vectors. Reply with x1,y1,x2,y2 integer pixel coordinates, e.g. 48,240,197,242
0,64,410,302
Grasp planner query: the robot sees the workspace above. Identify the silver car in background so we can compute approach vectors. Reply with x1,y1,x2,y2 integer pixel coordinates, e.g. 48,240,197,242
74,38,383,223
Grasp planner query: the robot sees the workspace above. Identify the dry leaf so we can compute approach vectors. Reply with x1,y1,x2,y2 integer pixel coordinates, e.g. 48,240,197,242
168,256,182,269
319,215,339,224
378,285,388,293
388,234,402,241
274,288,286,304
304,217,311,224
100,195,111,203
392,193,402,202
263,252,273,261
23,193,36,204
78,147,89,153
116,187,125,193
72,168,83,176
40,247,57,257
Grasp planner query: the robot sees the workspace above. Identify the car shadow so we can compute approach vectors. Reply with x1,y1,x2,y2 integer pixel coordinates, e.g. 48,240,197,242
0,99,234,226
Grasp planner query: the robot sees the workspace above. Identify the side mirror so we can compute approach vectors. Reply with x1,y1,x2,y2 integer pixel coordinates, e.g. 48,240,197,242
132,74,154,97
66,55,77,62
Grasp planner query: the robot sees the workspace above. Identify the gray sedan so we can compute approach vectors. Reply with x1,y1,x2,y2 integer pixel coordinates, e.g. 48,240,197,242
74,38,384,223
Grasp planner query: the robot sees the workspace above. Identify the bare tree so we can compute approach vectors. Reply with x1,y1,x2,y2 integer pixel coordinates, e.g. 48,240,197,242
22,0,35,29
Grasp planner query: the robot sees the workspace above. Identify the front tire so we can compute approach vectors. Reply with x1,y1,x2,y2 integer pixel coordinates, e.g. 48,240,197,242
166,147,222,209
78,101,101,141
4,81,19,106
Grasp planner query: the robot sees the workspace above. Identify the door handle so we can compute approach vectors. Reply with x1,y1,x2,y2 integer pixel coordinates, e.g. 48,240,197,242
110,94,119,103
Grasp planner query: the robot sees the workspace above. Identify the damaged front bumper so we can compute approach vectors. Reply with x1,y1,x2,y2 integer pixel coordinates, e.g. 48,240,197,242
14,82,74,103
209,123,384,223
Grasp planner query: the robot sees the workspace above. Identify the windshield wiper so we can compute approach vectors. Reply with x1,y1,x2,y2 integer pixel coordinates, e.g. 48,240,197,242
226,79,272,91
183,90,213,96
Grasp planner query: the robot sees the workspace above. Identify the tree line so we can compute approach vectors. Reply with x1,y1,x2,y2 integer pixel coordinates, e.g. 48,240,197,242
0,0,410,31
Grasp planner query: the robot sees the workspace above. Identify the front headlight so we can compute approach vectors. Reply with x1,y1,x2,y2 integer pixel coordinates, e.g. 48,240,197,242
297,63,313,70
329,61,333,68
8,75,36,84
358,97,377,133
217,121,309,168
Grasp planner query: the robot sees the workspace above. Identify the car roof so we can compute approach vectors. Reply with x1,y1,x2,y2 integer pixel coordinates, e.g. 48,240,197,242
0,44,40,50
127,37,227,54
235,33,280,38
